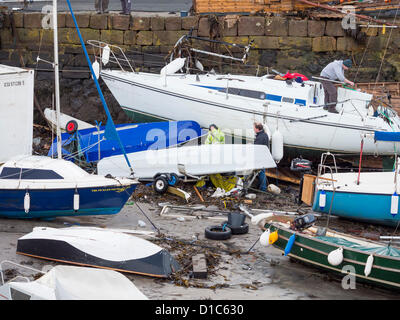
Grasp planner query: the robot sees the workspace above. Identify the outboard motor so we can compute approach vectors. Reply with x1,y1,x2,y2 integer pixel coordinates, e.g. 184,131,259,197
290,158,312,172
291,213,316,231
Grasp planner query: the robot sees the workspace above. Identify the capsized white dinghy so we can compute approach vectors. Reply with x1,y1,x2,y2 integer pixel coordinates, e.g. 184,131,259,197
97,144,276,179
0,265,148,300
17,227,180,278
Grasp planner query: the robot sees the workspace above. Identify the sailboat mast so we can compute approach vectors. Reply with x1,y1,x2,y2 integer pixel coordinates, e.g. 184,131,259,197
53,0,62,160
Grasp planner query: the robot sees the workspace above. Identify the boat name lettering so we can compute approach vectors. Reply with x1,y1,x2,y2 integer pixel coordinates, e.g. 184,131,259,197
4,80,25,88
92,187,128,193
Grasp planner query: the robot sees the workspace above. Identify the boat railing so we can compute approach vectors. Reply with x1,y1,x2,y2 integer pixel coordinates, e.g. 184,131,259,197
87,40,136,73
316,152,338,190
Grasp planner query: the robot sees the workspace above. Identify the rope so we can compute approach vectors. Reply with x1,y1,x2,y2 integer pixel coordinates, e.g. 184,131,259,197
356,138,364,185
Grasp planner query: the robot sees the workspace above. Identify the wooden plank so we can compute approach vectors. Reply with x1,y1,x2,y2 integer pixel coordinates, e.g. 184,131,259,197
192,254,208,279
301,174,316,206
265,168,301,185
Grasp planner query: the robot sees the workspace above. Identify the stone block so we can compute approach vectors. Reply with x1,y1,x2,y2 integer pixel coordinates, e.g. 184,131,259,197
312,36,336,52
265,17,288,36
100,30,124,44
150,17,165,31
90,14,108,29
337,37,360,52
308,20,325,37
16,28,40,44
131,17,150,30
360,27,378,37
12,12,24,28
218,16,238,36
111,14,130,30
288,19,308,37
0,28,13,46
59,28,80,44
278,37,312,50
80,28,101,42
197,17,210,37
182,16,199,30
124,30,136,45
238,16,265,36
325,21,345,37
221,36,250,48
136,31,153,45
24,13,42,28
153,30,187,46
165,17,181,31
65,13,90,28
57,13,66,28
251,36,279,49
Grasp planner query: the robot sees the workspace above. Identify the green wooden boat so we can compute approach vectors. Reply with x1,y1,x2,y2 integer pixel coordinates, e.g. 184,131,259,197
261,217,400,291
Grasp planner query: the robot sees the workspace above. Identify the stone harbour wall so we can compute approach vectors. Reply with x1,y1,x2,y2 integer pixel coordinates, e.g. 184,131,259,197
0,12,399,124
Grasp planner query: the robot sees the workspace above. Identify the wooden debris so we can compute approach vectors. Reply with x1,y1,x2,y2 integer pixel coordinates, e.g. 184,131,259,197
193,186,205,203
192,254,208,279
265,168,301,185
167,187,191,202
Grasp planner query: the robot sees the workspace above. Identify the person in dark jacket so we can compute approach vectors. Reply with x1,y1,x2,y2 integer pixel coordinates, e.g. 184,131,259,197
253,122,269,192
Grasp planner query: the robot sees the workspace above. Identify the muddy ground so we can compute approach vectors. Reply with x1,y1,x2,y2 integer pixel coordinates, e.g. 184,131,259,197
1,177,399,301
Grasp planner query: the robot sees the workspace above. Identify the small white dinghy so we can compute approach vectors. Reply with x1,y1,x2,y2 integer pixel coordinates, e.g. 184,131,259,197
17,227,180,278
97,144,276,179
0,265,148,300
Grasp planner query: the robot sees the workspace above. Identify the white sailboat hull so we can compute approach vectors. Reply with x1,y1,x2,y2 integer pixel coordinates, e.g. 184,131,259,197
101,70,400,155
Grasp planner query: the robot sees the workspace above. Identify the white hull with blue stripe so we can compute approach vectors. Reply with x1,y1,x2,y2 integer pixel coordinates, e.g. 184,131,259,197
101,69,400,155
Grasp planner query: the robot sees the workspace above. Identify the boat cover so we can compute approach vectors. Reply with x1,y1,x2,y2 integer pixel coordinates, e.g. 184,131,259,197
317,236,400,257
374,131,400,142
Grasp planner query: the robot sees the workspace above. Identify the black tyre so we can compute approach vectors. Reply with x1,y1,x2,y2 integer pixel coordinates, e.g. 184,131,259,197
221,221,249,235
65,120,78,134
205,225,232,240
153,176,169,194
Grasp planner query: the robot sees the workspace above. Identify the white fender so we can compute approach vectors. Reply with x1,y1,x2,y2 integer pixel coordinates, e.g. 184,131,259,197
195,59,204,72
160,58,186,76
92,60,100,80
251,213,274,226
271,129,283,163
391,192,398,216
327,247,343,266
24,191,30,214
259,229,271,247
364,254,374,277
102,45,110,66
73,193,80,212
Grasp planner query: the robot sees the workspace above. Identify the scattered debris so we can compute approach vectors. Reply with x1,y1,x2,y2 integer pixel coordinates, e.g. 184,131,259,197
192,254,208,279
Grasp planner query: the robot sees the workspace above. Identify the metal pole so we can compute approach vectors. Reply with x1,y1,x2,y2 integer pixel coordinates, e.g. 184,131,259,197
53,0,62,160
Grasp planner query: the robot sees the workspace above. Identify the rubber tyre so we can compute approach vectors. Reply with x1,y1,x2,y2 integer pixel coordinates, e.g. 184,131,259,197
153,176,169,194
205,225,232,240
221,221,249,235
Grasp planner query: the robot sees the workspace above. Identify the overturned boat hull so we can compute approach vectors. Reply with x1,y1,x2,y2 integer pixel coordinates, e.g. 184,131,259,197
17,227,180,278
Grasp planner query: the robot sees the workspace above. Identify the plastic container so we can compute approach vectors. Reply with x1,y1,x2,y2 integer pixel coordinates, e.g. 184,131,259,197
227,212,246,227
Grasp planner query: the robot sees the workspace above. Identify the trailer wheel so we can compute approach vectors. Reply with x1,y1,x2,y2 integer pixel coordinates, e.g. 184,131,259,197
66,120,78,134
205,225,232,240
153,176,169,194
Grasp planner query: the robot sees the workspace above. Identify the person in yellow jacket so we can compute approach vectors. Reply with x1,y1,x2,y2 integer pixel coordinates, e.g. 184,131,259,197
205,124,225,145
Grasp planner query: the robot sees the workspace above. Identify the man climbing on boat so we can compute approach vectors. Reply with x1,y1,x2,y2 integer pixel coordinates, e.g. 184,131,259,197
205,124,225,144
320,59,355,113
253,122,269,192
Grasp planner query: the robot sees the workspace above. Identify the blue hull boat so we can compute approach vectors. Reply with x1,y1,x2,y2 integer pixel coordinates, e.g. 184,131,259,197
0,156,138,219
312,131,400,227
48,121,202,163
